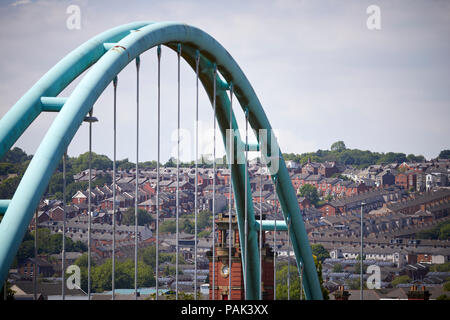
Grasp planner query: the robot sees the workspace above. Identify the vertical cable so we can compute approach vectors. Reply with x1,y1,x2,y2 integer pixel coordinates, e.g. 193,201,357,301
156,45,161,300
34,208,37,300
273,177,278,300
259,163,263,300
244,107,249,300
287,218,291,300
300,262,303,300
135,56,141,300
228,83,233,300
212,63,217,301
88,110,92,300
176,43,181,300
112,75,118,300
62,151,66,300
194,49,200,300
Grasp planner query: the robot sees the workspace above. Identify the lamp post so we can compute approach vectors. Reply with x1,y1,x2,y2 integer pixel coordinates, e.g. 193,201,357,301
360,202,365,300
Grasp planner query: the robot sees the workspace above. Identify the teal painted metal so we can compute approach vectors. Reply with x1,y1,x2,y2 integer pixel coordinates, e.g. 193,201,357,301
0,21,150,159
0,22,323,300
0,200,10,215
255,220,287,231
40,97,68,112
245,142,260,152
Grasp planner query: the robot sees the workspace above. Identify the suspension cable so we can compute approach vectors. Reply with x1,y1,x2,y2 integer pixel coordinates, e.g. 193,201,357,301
259,162,263,300
300,262,304,300
244,107,249,300
287,217,291,300
194,49,199,300
212,63,217,301
228,82,233,300
176,43,181,300
112,75,118,301
62,151,66,300
88,109,92,300
135,55,141,300
34,208,37,300
156,45,161,300
273,176,278,300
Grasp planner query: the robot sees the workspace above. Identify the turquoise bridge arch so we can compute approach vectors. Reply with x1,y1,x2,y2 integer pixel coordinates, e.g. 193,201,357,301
0,21,323,300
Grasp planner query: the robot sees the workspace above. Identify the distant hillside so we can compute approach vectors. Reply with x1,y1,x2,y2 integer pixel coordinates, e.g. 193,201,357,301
282,141,430,169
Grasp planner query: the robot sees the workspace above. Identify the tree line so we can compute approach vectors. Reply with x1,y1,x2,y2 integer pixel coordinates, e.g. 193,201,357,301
283,141,450,169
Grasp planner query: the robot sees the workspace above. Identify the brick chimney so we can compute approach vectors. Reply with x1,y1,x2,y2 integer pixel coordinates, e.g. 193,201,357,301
407,285,430,300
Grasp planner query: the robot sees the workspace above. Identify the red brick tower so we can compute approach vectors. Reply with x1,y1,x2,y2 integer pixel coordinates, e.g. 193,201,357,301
208,213,274,300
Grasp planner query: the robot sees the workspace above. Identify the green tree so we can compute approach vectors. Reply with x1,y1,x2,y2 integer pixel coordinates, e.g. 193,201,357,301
160,219,177,233
275,262,303,300
0,280,15,300
298,184,319,207
197,210,212,230
311,244,330,263
121,208,154,226
443,281,450,292
346,278,367,290
330,141,346,152
439,223,450,240
71,152,112,172
430,262,450,272
391,275,411,287
0,176,21,199
0,147,31,163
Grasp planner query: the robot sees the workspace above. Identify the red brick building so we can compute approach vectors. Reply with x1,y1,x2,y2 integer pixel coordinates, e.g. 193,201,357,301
209,214,274,300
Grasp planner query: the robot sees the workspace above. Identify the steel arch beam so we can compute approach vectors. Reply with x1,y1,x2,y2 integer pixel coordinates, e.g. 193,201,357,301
0,22,323,300
0,22,151,159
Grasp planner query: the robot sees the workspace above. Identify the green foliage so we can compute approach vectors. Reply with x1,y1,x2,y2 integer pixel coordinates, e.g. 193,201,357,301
331,141,346,152
73,256,155,293
29,228,87,256
0,280,15,300
416,220,450,240
391,275,412,287
197,210,212,230
298,184,319,206
0,147,32,163
283,141,419,169
0,176,21,199
198,230,211,238
311,244,330,263
443,281,450,292
406,154,425,163
160,219,176,233
70,152,112,172
430,262,450,272
436,294,450,300
275,262,304,300
121,208,154,226
346,278,367,290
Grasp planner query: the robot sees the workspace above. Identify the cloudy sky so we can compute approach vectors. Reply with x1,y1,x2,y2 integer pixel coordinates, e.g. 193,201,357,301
0,0,449,163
